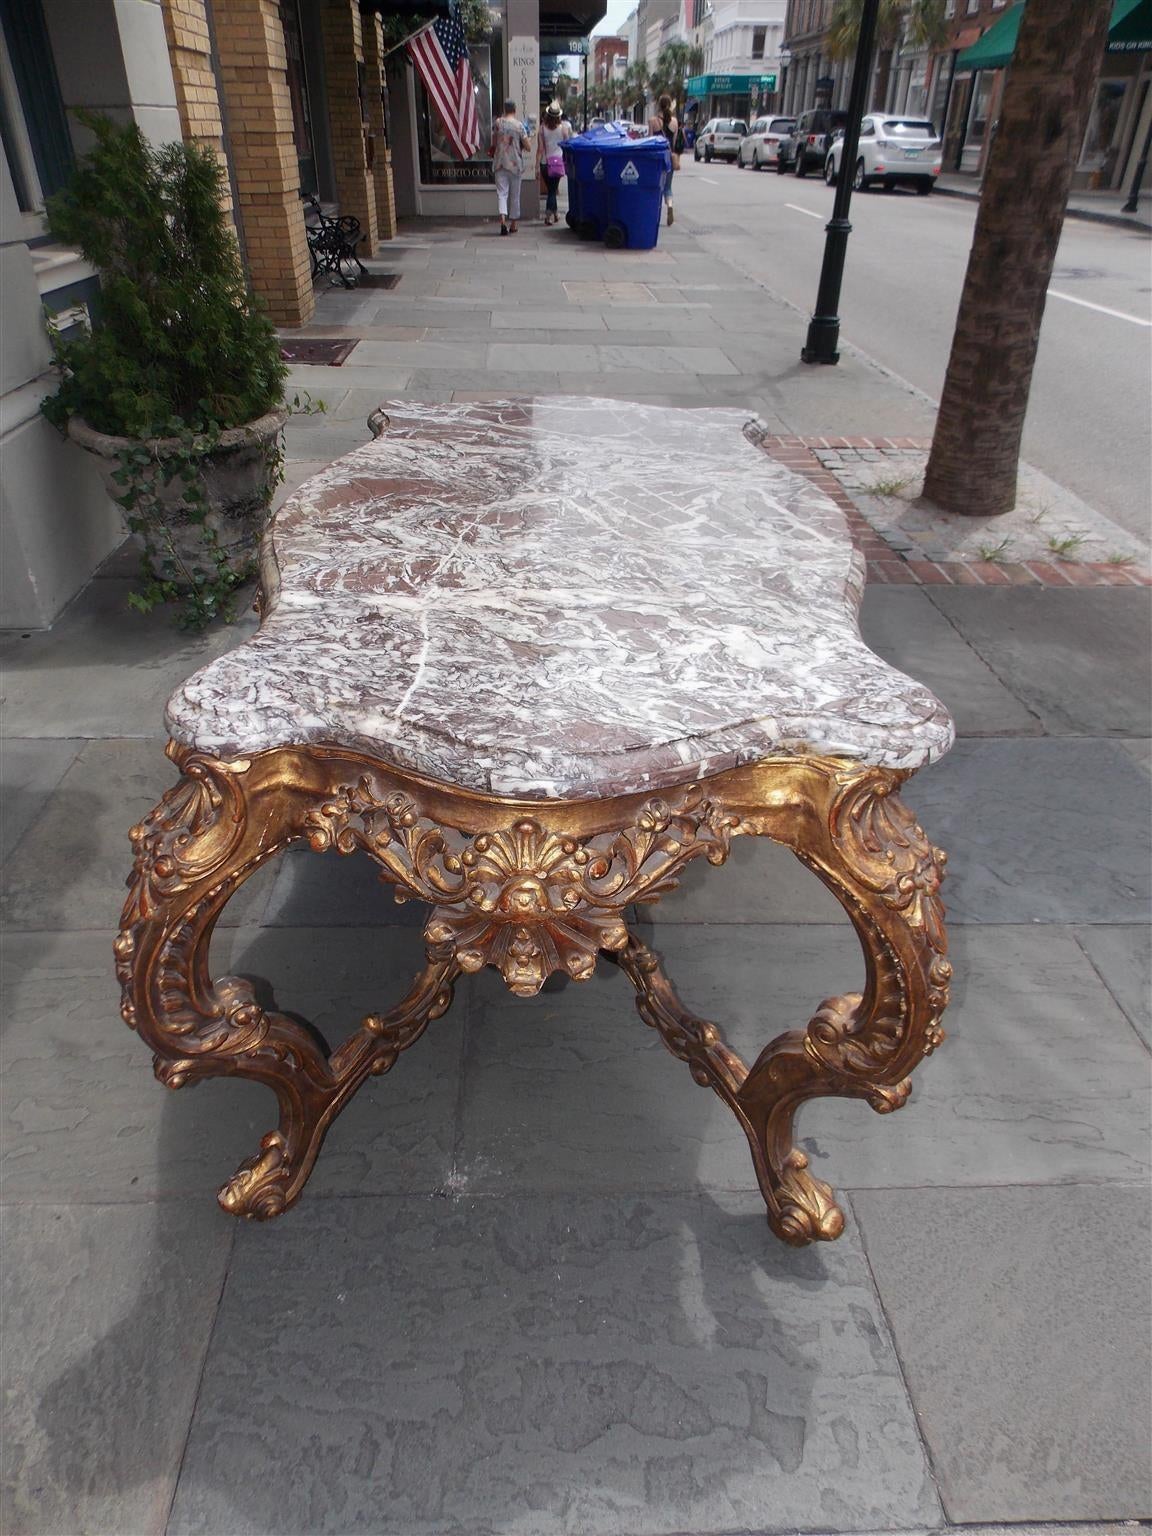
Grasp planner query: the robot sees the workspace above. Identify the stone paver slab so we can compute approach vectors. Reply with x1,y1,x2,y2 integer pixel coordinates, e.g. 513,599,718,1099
927,589,1152,736
0,740,272,931
458,924,1149,1195
346,340,489,369
1074,924,1152,1047
859,588,1041,737
0,578,256,739
0,738,83,862
491,308,607,329
853,1184,1152,1521
168,1193,941,1535
286,362,412,392
1,1201,232,1536
902,739,1151,924
262,846,428,928
0,927,463,1202
636,834,846,923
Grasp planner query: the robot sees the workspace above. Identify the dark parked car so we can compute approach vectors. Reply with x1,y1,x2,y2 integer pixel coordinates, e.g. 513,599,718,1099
777,108,849,176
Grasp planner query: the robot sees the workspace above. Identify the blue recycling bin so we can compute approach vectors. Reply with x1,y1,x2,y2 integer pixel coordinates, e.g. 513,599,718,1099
563,126,627,240
599,135,672,250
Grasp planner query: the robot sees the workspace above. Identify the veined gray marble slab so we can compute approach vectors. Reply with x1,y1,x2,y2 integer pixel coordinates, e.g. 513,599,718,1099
167,399,952,798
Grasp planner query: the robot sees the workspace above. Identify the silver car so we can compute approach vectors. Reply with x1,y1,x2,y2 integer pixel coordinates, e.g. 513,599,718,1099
693,118,748,163
825,115,942,193
737,116,796,170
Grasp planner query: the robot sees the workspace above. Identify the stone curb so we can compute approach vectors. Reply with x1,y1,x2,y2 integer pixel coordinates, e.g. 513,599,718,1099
933,180,1152,234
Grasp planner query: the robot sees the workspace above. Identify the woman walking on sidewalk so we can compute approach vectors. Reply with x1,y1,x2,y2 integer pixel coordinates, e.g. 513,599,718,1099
537,101,571,226
491,99,531,235
649,94,684,226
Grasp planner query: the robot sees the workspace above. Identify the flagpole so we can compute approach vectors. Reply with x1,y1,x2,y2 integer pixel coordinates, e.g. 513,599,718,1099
381,17,436,60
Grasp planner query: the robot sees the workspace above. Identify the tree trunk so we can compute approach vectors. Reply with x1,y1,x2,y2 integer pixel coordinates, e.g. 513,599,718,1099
921,0,1112,518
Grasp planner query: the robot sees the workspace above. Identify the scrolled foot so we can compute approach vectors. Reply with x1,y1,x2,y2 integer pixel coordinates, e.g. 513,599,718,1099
218,1130,292,1220
772,1149,845,1246
866,1076,913,1114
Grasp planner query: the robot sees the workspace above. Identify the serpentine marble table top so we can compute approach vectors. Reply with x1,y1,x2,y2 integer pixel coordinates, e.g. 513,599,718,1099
167,398,954,799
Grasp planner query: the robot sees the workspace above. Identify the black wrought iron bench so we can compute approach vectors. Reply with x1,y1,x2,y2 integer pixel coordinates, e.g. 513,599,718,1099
304,194,367,288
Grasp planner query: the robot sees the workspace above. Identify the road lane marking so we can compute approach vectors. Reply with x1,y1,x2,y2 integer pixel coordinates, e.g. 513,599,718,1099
1046,288,1151,327
697,175,720,185
786,203,823,219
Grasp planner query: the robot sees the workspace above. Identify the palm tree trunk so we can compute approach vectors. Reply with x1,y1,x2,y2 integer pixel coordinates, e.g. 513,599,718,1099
922,0,1112,517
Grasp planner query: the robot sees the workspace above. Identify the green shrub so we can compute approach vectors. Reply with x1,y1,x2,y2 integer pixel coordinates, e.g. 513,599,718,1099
42,115,286,439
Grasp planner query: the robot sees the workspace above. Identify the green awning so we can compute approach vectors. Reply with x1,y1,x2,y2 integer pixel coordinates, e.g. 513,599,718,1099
955,3,1023,73
956,0,1152,73
1109,0,1152,50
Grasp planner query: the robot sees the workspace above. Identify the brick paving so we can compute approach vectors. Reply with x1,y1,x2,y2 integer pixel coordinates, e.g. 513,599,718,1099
763,435,1152,586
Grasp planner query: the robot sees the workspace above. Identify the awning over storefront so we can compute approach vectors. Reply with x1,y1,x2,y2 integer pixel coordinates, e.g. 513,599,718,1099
956,0,1152,72
1109,0,1152,50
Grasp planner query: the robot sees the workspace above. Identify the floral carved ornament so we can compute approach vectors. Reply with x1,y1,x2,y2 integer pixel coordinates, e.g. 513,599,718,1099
303,779,742,996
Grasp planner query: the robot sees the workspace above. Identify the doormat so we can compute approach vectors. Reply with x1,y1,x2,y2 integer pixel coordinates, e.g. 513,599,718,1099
278,339,358,365
357,273,401,289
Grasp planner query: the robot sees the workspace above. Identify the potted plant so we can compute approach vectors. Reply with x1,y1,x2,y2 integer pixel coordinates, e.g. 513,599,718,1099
42,115,295,628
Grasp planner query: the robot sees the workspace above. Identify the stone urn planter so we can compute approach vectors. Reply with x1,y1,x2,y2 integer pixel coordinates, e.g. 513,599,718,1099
68,408,288,585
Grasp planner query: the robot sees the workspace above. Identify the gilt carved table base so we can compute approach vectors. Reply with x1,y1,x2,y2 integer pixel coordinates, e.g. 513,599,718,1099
116,742,950,1245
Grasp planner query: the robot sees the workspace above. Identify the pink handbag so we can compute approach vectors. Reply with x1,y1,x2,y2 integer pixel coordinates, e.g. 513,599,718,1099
546,153,565,178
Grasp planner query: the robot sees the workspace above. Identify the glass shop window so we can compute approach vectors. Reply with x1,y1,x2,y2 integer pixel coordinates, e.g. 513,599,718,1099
0,0,73,211
1078,78,1126,176
752,25,766,58
416,30,499,185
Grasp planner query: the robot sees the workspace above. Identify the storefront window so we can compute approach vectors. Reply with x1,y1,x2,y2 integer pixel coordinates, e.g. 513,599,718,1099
416,24,500,185
1079,78,1126,176
961,69,994,172
905,55,928,116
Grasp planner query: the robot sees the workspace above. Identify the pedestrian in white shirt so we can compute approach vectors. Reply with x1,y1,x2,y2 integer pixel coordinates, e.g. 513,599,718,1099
491,99,530,235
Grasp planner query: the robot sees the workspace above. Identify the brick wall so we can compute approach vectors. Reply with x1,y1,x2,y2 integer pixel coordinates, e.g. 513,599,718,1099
322,0,378,251
211,0,315,325
162,0,225,164
362,13,397,241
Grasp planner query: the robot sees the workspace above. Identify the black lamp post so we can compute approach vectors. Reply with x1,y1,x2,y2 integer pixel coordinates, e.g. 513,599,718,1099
801,0,882,365
1122,113,1152,215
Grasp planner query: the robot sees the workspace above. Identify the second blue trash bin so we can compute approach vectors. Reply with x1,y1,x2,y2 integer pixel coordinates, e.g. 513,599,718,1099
599,135,672,250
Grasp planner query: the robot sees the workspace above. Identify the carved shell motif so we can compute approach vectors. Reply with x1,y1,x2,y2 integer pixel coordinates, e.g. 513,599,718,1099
305,780,740,996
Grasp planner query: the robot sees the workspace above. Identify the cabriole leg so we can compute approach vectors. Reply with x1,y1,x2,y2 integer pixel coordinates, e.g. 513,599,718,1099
114,747,458,1219
620,765,951,1246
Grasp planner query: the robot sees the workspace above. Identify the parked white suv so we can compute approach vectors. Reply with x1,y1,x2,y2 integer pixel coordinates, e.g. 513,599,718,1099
693,119,748,163
824,115,942,193
737,116,797,170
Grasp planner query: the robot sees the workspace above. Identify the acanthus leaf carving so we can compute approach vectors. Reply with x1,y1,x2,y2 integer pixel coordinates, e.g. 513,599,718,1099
304,779,740,996
800,772,951,1082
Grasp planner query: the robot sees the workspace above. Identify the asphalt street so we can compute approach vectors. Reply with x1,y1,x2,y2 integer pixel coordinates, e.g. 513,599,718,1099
677,158,1152,542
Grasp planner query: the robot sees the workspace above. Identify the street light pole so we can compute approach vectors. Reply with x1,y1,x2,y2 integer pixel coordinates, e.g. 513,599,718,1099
800,0,882,365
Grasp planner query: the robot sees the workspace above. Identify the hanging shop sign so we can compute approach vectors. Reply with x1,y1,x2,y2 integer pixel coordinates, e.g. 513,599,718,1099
684,72,778,96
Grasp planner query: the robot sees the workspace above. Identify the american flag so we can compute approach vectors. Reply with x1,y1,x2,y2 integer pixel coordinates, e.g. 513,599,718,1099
408,7,480,161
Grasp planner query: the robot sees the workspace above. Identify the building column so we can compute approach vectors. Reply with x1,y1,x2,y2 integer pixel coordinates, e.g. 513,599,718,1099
321,0,378,251
212,0,314,325
161,0,225,161
361,13,397,240
41,0,183,148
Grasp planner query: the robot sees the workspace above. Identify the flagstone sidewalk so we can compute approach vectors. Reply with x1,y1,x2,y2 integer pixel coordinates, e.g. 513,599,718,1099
1,211,1149,1536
